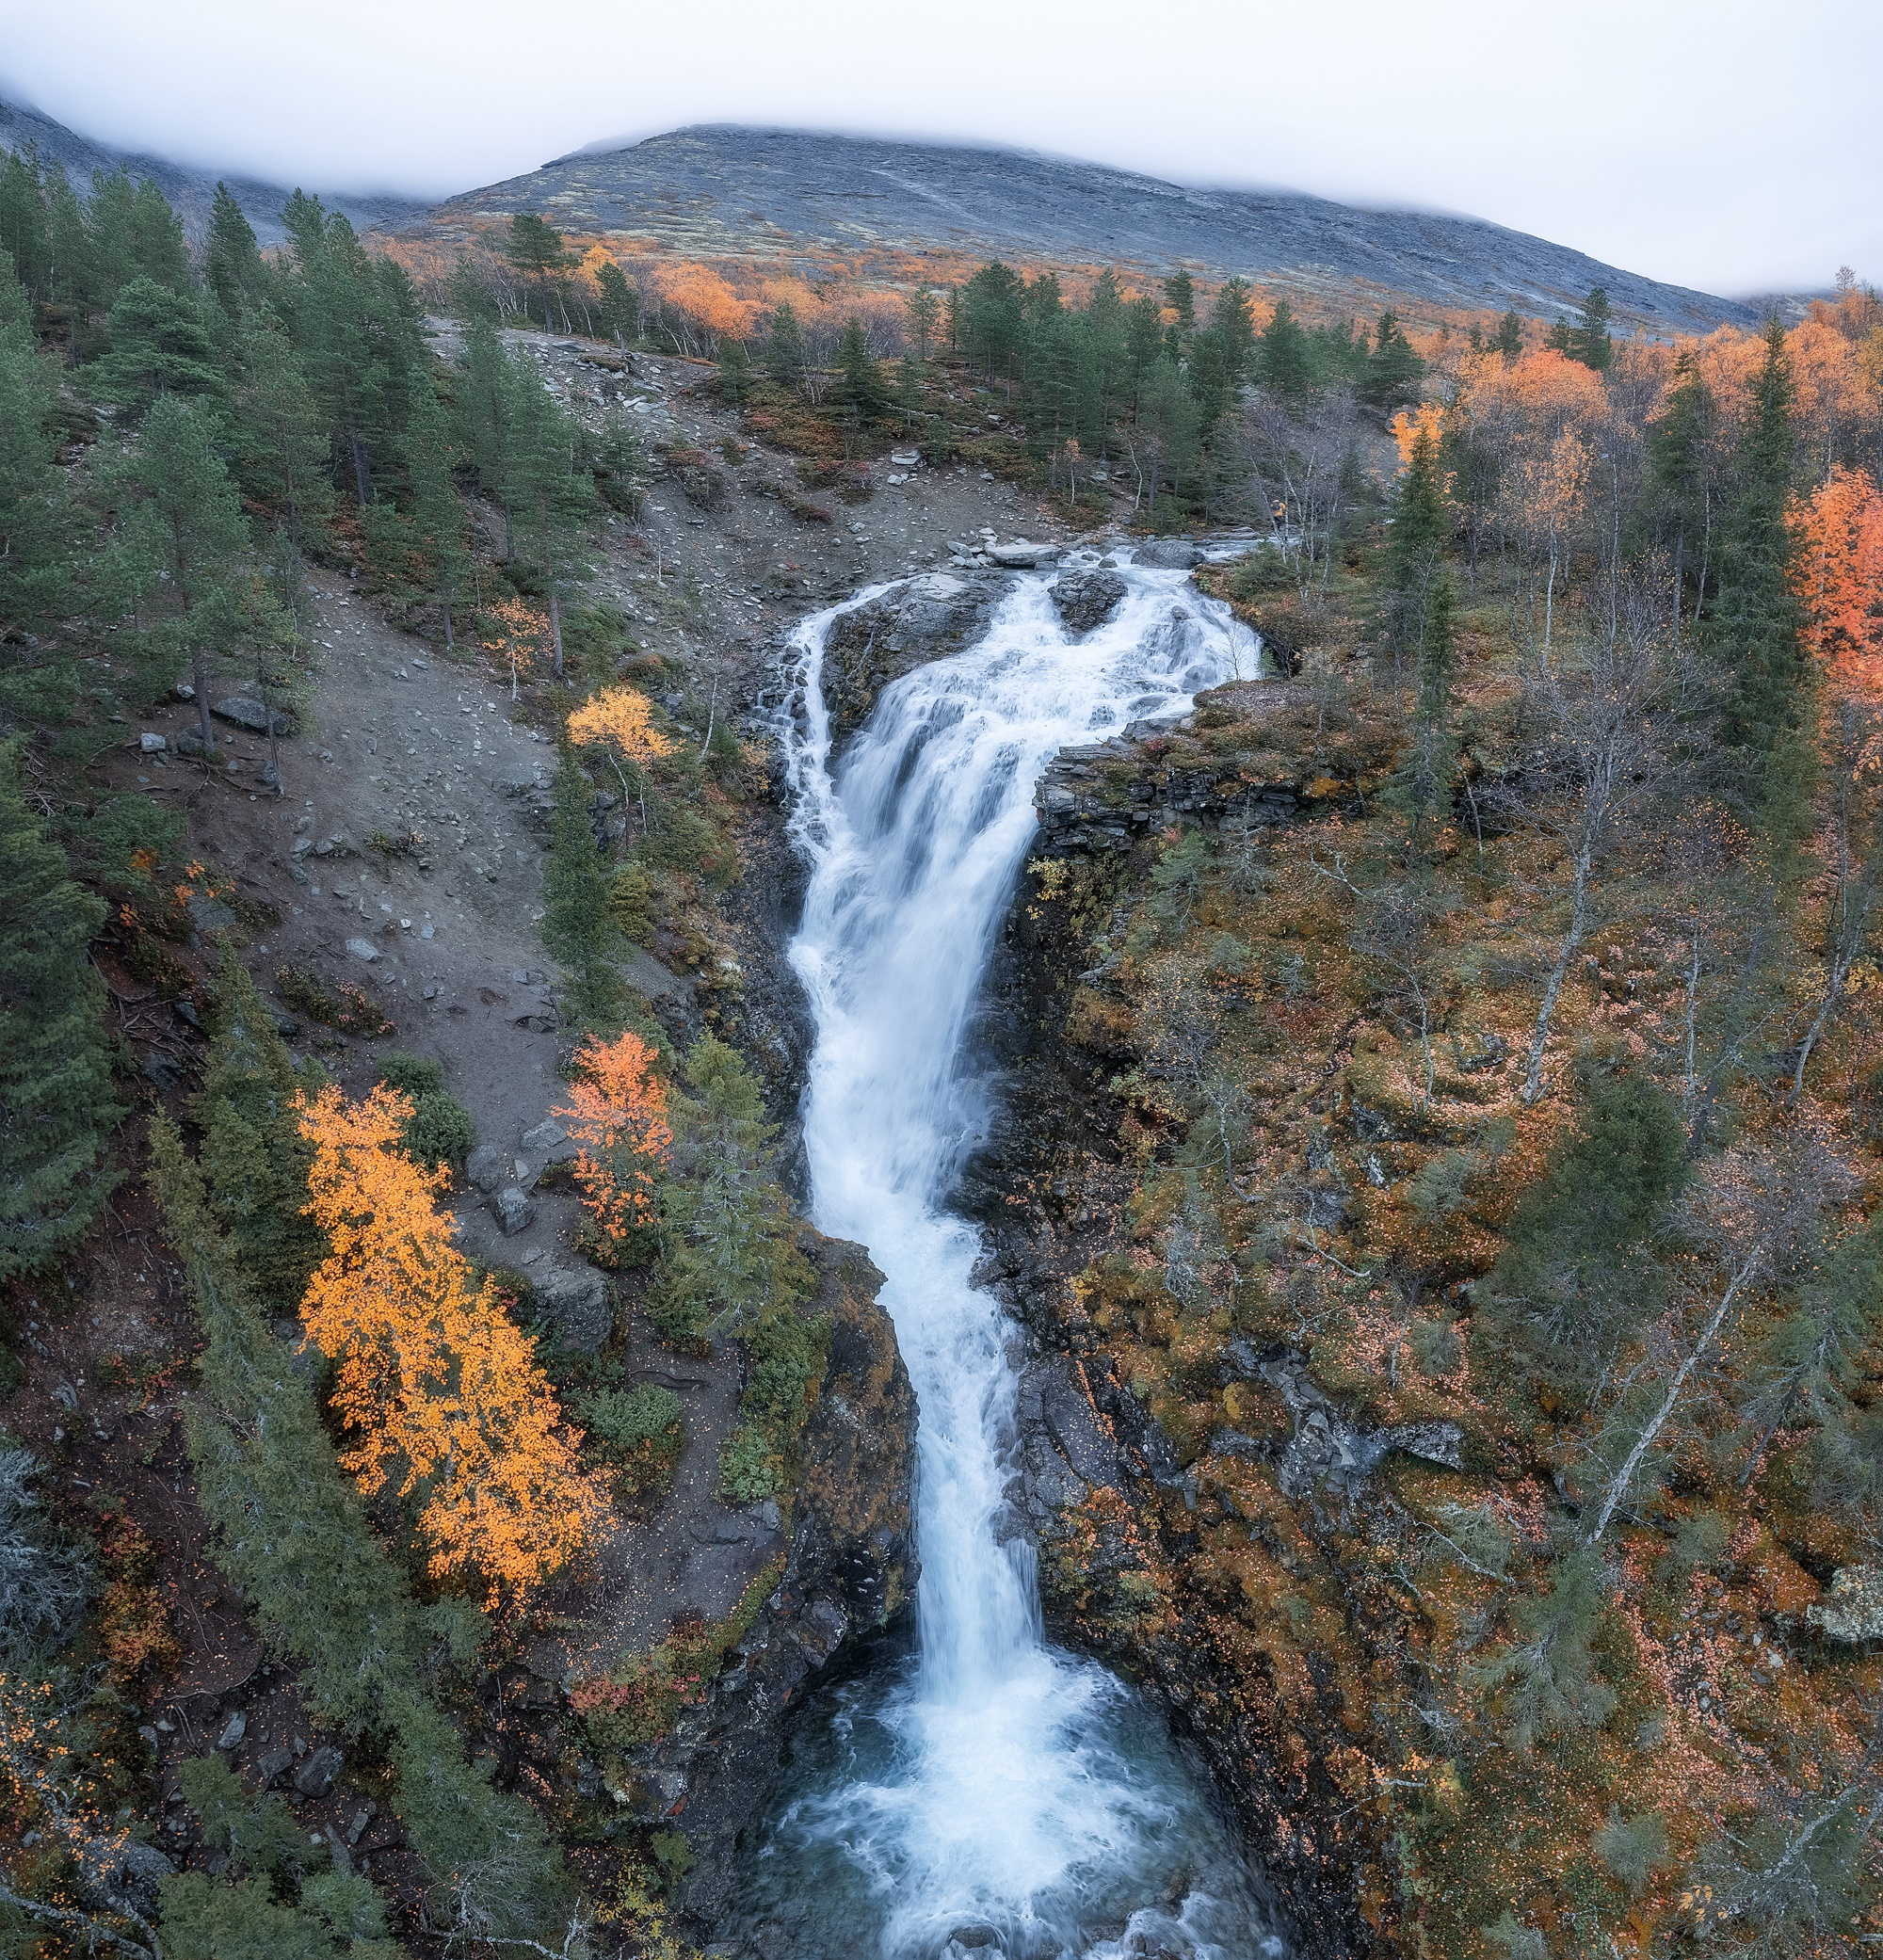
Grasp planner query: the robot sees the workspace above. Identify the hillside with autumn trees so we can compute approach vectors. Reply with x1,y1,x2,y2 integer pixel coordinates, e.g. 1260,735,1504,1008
0,97,1879,1960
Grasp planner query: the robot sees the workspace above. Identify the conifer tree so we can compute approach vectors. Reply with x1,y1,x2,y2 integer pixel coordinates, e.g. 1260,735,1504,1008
593,256,638,351
401,380,469,651
1162,267,1196,359
505,212,571,332
117,394,252,753
0,740,121,1279
1709,324,1805,795
1212,276,1257,383
459,315,521,554
0,258,76,699
203,183,267,319
192,952,327,1312
541,747,620,1030
1644,349,1720,616
1494,309,1525,361
1361,310,1425,409
1257,297,1312,406
836,315,884,422
1125,294,1164,410
764,301,804,389
89,277,224,416
507,358,593,678
232,305,330,548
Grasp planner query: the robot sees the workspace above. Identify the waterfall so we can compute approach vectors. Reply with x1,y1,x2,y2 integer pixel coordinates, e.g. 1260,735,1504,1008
734,555,1281,1960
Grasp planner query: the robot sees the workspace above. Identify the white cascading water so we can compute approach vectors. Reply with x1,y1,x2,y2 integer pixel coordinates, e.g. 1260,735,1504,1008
735,555,1282,1960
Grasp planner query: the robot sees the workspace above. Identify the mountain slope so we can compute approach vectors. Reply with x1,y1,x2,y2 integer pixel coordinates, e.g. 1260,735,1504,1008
0,94,423,245
415,124,1755,331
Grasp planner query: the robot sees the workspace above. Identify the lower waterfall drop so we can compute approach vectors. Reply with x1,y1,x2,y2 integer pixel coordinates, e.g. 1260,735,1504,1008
734,557,1283,1959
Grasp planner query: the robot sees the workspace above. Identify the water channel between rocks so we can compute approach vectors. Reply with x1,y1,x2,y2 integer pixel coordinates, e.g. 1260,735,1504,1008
728,552,1285,1960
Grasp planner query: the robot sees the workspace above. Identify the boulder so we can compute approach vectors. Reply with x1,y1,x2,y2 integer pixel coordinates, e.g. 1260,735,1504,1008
81,1839,174,1917
1049,570,1128,635
520,1120,569,1157
465,1144,506,1194
252,1745,296,1788
820,571,1012,737
1134,538,1203,570
139,731,166,752
532,1263,613,1353
491,1185,536,1235
216,1711,247,1750
986,539,1056,569
294,1744,344,1800
1807,1565,1883,1642
212,695,295,735
345,937,380,962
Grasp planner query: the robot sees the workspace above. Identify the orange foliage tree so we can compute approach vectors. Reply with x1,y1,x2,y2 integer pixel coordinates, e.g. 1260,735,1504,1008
1791,464,1883,699
567,684,676,836
298,1084,606,1599
554,1030,672,1252
480,597,552,700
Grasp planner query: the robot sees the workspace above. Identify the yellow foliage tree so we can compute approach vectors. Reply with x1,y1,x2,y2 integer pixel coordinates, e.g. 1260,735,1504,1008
298,1084,606,1599
567,684,676,837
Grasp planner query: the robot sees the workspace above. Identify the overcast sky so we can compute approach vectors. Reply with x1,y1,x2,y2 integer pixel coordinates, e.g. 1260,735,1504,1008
4,0,1878,297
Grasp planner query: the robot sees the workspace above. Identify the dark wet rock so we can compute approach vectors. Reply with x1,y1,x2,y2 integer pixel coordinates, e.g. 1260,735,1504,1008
820,571,1012,739
294,1744,343,1799
1049,569,1128,635
465,1143,506,1193
1132,538,1204,570
81,1840,174,1918
531,1262,613,1353
252,1744,296,1788
212,694,296,735
1018,1354,1121,1526
490,1184,536,1235
1261,1351,1462,1499
628,1232,918,1931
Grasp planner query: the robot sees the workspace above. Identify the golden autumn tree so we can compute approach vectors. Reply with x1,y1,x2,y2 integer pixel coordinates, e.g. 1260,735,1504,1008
480,597,551,700
554,1030,672,1254
567,684,676,838
1791,464,1883,699
298,1084,606,1599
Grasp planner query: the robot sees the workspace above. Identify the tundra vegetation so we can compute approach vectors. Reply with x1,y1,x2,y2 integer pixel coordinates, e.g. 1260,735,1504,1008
0,133,1877,1959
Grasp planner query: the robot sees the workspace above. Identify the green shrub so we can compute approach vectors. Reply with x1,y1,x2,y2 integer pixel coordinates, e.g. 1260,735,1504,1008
1410,1317,1462,1375
374,1053,475,1168
608,862,657,943
648,1828,695,1892
579,1383,684,1496
716,1422,781,1503
1593,1807,1668,1893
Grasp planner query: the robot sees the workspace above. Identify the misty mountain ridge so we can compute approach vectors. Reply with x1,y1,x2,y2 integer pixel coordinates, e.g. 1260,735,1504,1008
422,124,1757,332
0,93,424,245
1,95,1756,331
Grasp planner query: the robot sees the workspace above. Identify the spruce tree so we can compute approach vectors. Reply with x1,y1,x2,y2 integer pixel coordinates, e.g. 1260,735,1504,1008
402,381,469,651
1162,267,1196,360
0,740,122,1279
507,358,594,678
1257,298,1312,406
232,304,330,547
541,748,620,1030
1212,276,1257,383
203,183,267,318
593,257,638,350
1361,310,1424,409
835,316,884,422
1494,309,1525,361
1644,350,1719,613
0,256,76,695
1572,284,1614,373
1708,325,1803,779
764,301,804,389
89,276,224,416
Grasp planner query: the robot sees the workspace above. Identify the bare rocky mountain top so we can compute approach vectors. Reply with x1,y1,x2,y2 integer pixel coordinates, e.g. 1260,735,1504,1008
416,124,1756,331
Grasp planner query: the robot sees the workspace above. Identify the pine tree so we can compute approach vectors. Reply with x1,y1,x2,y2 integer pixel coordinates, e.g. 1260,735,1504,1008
1494,309,1525,361
764,301,804,389
89,277,224,416
0,739,122,1279
1212,276,1257,384
232,304,330,548
1709,325,1804,783
0,256,76,699
541,747,620,1030
1125,295,1164,410
1361,310,1425,409
505,213,571,332
459,315,521,553
192,951,327,1312
117,393,252,753
1162,267,1196,360
507,353,593,677
835,316,884,422
1257,298,1312,406
401,380,469,651
593,257,638,351
203,184,267,319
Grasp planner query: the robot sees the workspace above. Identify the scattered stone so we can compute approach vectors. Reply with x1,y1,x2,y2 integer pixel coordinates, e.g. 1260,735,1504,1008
491,1185,536,1235
216,1712,247,1751
345,937,380,962
139,731,166,752
520,1120,567,1155
294,1745,344,1800
466,1144,506,1193
173,682,195,699
188,894,237,934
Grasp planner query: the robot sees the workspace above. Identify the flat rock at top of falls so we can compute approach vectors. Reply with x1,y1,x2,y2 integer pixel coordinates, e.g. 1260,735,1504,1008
1131,538,1205,570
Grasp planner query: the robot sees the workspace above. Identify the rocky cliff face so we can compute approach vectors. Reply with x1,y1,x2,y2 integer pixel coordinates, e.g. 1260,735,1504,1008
818,570,1014,740
643,1232,919,1926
